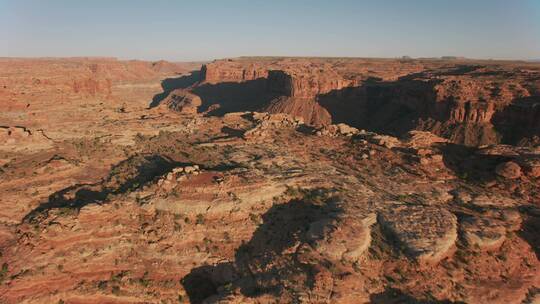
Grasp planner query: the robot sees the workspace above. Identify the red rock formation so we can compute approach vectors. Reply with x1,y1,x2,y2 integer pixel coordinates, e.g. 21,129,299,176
267,70,358,99
0,57,199,100
199,59,362,125
161,89,202,114
201,61,269,84
263,96,332,126
202,59,360,99
192,58,540,146
1,57,540,303
71,77,112,97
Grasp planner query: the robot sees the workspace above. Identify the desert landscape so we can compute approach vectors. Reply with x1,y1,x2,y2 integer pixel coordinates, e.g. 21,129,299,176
0,55,539,303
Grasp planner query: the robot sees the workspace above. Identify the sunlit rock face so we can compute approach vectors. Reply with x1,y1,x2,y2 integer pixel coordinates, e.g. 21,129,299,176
0,57,539,304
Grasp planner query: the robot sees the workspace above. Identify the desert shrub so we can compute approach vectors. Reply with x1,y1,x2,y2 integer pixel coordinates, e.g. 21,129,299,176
0,263,8,282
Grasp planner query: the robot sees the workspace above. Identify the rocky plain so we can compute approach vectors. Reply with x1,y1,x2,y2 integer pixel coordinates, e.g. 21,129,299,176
0,56,539,303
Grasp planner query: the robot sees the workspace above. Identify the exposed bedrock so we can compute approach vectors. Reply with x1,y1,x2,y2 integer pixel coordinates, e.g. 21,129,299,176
263,96,332,127
159,89,202,114
318,76,538,146
201,62,269,84
266,69,358,98
189,59,540,146
378,204,458,264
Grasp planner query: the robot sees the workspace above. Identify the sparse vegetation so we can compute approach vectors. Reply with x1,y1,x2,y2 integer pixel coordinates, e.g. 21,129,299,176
0,263,8,283
195,214,205,225
139,271,151,287
97,280,108,290
2,55,539,304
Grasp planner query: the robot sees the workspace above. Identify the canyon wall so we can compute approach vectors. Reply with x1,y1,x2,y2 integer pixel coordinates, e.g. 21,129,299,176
0,58,198,99
201,61,269,84
199,58,362,124
267,70,358,98
201,59,360,99
194,58,540,146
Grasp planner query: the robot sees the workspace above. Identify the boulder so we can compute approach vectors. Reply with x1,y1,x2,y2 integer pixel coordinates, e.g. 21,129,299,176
523,159,540,178
308,214,376,263
495,161,522,179
404,131,448,149
371,135,401,149
461,217,507,251
336,123,359,136
378,204,457,264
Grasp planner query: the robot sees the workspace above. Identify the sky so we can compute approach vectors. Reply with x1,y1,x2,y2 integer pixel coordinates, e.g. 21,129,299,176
0,0,539,61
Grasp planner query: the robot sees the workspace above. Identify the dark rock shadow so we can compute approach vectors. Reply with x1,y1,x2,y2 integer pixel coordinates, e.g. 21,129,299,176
205,126,246,142
439,64,483,76
180,263,236,304
149,70,201,108
397,65,482,81
220,126,245,138
181,188,342,303
191,78,277,116
492,96,540,146
296,124,317,135
518,208,540,259
436,142,511,183
23,154,177,223
316,77,445,138
370,287,465,304
316,69,540,146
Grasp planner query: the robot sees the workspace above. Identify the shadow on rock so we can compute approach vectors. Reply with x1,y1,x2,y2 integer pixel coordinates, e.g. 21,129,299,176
370,288,465,304
191,78,276,116
23,154,177,223
316,76,442,138
181,188,342,303
149,70,201,108
220,126,245,138
492,96,540,145
437,143,508,183
518,207,540,260
181,263,236,304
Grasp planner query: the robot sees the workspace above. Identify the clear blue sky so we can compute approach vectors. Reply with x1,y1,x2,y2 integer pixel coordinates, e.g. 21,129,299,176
1,0,539,61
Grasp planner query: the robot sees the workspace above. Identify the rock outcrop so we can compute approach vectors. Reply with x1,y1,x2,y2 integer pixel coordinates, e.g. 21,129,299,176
160,89,202,114
266,69,358,99
192,58,540,146
0,57,198,100
403,130,449,148
201,60,269,84
308,213,376,263
315,123,360,137
0,126,53,152
243,112,305,140
263,96,332,126
379,204,458,264
1,57,539,304
495,161,523,179
199,58,362,126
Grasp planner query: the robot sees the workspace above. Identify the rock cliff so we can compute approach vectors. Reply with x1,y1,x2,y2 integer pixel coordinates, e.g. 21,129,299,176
194,58,540,146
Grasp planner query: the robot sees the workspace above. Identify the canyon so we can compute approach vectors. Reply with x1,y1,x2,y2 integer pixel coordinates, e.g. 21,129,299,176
0,57,539,304
187,57,540,146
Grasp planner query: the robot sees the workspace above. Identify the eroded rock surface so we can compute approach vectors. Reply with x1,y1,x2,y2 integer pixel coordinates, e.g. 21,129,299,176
0,57,538,304
190,57,540,146
161,89,202,114
495,161,523,179
379,204,458,264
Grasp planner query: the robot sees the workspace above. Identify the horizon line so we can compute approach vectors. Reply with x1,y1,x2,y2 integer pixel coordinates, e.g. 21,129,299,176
1,55,539,63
